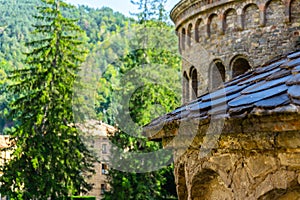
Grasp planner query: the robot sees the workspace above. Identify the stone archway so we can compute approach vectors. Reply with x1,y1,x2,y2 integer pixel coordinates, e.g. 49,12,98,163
231,56,251,78
181,28,186,51
183,71,190,103
190,67,198,99
187,23,193,47
265,0,285,26
243,3,260,29
209,60,226,90
291,0,300,23
224,8,238,34
190,169,233,200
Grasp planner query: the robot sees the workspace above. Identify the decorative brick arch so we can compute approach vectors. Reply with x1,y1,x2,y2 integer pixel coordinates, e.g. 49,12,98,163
207,13,219,38
242,3,260,29
290,0,300,23
187,23,193,47
223,8,238,34
265,0,285,26
209,60,226,90
230,55,252,78
195,18,205,43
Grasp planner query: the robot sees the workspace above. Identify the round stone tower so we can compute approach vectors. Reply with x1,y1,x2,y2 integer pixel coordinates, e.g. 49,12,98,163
171,0,300,102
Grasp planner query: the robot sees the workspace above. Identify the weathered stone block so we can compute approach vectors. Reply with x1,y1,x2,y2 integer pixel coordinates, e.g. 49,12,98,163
278,153,300,167
209,153,237,171
245,155,277,178
277,132,300,148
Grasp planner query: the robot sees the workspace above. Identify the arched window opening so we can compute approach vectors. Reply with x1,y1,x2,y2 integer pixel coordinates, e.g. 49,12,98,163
208,14,219,38
243,4,260,29
181,28,186,51
183,72,189,103
195,19,205,43
291,0,300,23
232,57,251,78
187,24,193,47
224,8,238,33
266,0,285,26
190,67,198,99
209,61,226,90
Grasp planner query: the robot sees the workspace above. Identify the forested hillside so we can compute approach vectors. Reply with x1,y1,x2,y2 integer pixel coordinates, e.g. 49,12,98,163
0,0,133,69
0,0,135,132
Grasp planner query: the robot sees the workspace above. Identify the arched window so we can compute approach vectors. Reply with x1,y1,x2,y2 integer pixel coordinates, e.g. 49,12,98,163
190,67,198,99
181,28,186,51
209,60,226,90
231,57,251,78
187,23,193,47
208,14,219,38
242,4,260,29
266,0,285,26
183,72,189,103
224,8,238,33
195,19,204,42
291,0,300,23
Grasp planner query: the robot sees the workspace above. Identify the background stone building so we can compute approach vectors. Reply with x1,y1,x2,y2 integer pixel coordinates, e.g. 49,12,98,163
77,120,115,200
144,0,300,199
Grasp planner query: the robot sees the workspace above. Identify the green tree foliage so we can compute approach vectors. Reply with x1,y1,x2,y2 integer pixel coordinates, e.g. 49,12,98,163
0,0,96,199
102,1,180,199
0,59,13,134
0,0,133,69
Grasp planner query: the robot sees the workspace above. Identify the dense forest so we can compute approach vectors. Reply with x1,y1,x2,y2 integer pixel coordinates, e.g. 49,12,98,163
0,0,135,131
0,0,181,199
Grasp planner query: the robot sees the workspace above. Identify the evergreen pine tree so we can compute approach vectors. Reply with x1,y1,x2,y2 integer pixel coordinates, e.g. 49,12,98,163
0,0,96,199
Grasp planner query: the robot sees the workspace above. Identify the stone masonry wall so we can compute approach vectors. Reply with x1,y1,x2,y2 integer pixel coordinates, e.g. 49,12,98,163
172,0,300,100
164,114,300,200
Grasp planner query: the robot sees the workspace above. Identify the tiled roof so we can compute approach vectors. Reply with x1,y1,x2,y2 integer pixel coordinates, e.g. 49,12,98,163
76,119,116,137
144,50,300,135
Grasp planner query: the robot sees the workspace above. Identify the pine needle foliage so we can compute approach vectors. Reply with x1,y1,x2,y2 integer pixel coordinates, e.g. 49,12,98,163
0,0,96,199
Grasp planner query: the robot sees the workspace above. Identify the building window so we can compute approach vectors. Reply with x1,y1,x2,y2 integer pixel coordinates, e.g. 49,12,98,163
209,60,226,90
187,23,193,47
231,57,251,78
190,67,198,99
181,28,186,51
183,71,189,103
102,144,107,154
101,184,107,195
102,163,109,175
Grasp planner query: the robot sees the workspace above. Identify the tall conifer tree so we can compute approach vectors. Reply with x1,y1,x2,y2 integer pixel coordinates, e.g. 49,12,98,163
0,0,96,199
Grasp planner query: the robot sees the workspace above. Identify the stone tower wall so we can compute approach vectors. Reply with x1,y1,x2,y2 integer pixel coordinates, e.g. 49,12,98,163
171,0,300,101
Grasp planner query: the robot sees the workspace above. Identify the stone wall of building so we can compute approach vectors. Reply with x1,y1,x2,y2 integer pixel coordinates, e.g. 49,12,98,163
77,120,115,200
162,114,300,200
172,0,300,101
